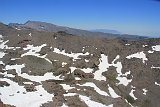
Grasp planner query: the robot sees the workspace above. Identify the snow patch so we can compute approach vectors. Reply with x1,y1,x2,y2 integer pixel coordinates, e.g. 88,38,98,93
53,48,89,61
19,72,62,83
0,72,15,78
70,67,77,73
23,82,33,85
93,54,109,81
125,44,130,46
61,84,74,91
0,40,9,49
0,78,53,107
61,103,68,107
78,82,109,96
126,51,148,63
148,50,154,53
129,89,137,100
151,65,160,69
142,45,148,47
62,62,67,67
0,52,6,58
108,85,120,98
29,33,32,36
155,82,160,86
5,64,25,74
142,88,148,95
152,45,160,51
85,59,89,62
21,44,47,57
80,68,93,73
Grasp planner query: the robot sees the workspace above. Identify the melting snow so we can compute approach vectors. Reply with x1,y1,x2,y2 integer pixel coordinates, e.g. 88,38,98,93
70,67,77,73
85,59,89,62
78,82,109,96
63,93,77,97
108,85,120,98
148,50,154,53
93,54,109,81
53,48,89,61
21,44,52,63
151,65,160,69
15,28,21,30
155,82,160,86
0,34,2,38
21,44,47,57
19,72,62,83
93,54,132,86
0,40,9,49
0,61,4,65
148,45,160,54
60,84,75,91
129,89,137,100
0,72,15,78
62,62,67,67
142,45,148,47
29,33,32,36
152,45,160,51
80,68,93,73
5,64,25,74
61,103,68,107
23,82,33,85
126,51,148,63
0,78,53,107
0,52,6,58
142,88,148,95
125,44,130,46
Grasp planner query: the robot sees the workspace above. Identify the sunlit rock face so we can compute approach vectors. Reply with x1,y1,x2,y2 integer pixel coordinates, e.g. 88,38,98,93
0,23,160,107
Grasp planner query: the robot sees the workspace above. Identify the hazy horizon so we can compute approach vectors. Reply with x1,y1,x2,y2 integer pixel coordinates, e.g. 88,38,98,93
0,0,160,37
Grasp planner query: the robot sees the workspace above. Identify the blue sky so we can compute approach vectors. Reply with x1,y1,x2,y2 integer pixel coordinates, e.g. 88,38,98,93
0,0,160,37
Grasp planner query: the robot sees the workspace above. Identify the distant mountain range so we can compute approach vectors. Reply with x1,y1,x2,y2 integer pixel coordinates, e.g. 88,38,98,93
9,21,147,40
90,29,121,34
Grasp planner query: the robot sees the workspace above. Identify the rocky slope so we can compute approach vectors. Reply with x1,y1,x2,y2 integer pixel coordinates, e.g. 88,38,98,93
0,22,160,107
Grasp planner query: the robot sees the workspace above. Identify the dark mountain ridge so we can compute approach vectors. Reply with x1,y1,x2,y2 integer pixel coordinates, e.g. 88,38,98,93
9,21,148,40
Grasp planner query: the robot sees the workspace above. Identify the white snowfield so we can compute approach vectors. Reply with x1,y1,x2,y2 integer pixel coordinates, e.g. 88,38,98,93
126,51,148,63
93,54,109,81
78,82,109,96
152,45,160,51
108,85,120,98
0,78,54,107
